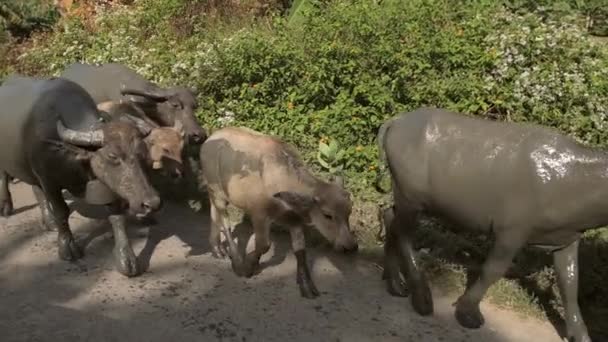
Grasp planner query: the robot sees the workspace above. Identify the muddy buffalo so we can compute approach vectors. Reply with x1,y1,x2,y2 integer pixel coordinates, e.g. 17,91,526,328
200,127,358,298
377,107,595,342
60,62,206,145
0,76,161,277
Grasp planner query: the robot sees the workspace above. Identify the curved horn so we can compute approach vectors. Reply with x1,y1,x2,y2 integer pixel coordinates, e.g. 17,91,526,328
120,85,169,102
56,120,104,147
121,115,156,136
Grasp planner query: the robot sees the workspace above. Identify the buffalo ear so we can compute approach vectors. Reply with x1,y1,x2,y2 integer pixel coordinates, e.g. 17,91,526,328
273,191,317,214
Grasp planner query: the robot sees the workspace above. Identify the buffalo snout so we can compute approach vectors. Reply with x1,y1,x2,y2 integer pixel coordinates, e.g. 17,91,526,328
188,130,207,145
132,194,162,219
335,241,359,253
334,228,359,253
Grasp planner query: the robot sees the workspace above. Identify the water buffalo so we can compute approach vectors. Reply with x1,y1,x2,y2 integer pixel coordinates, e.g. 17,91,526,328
60,62,206,145
97,100,185,180
377,107,595,342
0,76,162,277
200,127,358,298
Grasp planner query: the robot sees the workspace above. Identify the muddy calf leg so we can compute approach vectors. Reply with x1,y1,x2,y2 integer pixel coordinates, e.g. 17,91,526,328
234,214,271,278
209,199,229,259
553,240,591,342
32,185,55,231
0,171,13,217
290,225,319,299
108,209,139,277
455,233,523,329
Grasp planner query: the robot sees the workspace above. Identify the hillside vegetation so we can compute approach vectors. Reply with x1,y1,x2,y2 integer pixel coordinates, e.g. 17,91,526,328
1,0,608,339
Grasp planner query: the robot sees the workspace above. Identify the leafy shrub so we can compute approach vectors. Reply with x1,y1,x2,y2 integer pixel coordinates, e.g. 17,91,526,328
8,0,608,194
0,0,59,42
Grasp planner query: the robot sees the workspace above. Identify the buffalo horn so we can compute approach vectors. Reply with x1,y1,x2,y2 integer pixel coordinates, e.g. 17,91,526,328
56,120,104,147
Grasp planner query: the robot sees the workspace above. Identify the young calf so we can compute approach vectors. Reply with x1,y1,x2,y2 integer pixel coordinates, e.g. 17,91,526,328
377,107,597,342
200,127,358,298
97,100,185,180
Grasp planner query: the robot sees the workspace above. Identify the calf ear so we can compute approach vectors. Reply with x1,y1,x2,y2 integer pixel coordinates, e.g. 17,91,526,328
273,191,317,214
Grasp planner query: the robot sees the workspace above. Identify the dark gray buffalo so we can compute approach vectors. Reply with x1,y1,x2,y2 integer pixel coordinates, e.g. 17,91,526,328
377,107,595,342
60,62,206,145
200,127,358,298
0,76,162,277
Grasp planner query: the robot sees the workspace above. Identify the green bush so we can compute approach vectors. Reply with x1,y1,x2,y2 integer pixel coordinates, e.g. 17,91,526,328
8,0,608,194
0,0,59,42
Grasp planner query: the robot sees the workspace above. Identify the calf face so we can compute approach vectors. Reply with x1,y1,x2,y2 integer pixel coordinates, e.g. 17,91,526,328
57,120,161,218
97,101,185,180
145,126,185,179
274,177,358,252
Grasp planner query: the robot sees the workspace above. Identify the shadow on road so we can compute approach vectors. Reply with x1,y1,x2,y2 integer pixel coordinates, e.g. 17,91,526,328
0,182,561,342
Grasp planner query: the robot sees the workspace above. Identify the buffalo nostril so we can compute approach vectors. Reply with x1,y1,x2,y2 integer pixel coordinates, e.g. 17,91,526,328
171,170,183,179
143,197,161,212
190,133,206,144
142,202,152,212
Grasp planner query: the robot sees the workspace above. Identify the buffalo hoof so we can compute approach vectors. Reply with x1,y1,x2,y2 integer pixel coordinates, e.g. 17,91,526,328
114,247,139,277
211,244,228,259
231,258,257,278
455,298,484,329
41,219,58,232
58,236,83,261
0,199,13,217
299,279,320,299
386,276,408,297
410,280,434,316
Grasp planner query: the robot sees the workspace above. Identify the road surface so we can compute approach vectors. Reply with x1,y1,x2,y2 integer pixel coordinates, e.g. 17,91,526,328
0,182,562,342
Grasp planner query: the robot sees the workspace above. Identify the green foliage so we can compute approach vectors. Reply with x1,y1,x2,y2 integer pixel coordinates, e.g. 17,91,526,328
317,139,345,174
0,0,59,42
8,0,608,189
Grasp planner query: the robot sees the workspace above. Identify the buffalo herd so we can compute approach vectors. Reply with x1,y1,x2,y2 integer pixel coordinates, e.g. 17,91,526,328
0,62,600,342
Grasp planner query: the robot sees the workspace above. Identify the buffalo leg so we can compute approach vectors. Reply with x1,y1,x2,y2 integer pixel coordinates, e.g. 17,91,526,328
39,184,82,261
209,198,229,259
234,213,271,278
393,210,434,315
0,171,13,217
32,185,55,231
553,240,591,342
108,207,139,277
454,233,524,329
290,225,319,299
382,204,408,296
384,219,408,297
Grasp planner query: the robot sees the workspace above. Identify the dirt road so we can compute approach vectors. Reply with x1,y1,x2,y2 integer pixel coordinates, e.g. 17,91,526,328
0,182,562,342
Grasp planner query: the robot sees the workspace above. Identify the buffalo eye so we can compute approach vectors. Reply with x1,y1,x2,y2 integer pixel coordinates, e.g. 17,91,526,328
170,101,182,109
323,212,333,220
107,152,120,164
162,147,170,154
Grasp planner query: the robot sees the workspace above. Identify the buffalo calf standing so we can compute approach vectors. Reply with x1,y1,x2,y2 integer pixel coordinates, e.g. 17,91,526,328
200,127,358,298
